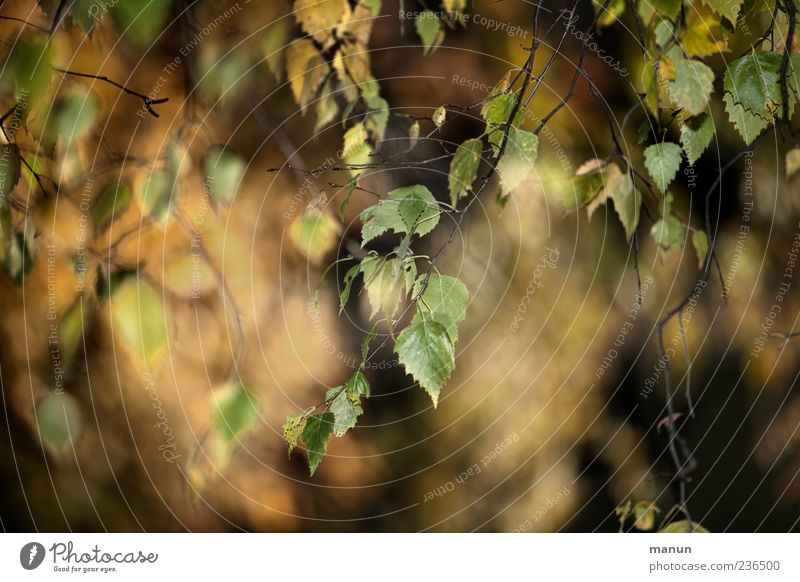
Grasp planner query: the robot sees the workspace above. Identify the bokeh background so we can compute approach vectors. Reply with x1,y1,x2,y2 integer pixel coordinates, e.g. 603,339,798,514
1,0,799,532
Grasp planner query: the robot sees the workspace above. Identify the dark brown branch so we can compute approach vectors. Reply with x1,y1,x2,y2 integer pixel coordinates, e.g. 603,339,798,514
53,68,169,118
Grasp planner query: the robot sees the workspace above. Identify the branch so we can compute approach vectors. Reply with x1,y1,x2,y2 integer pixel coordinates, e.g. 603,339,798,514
53,68,169,118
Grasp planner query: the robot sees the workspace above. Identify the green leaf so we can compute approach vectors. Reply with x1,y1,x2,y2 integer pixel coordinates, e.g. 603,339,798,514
141,170,176,223
644,142,682,193
263,19,292,81
35,393,83,457
360,255,409,320
608,171,641,241
92,181,132,233
109,276,167,362
416,11,442,54
409,120,420,147
361,323,379,361
593,0,626,27
57,297,90,370
680,113,714,165
651,215,685,249
395,318,455,407
302,412,335,475
315,80,340,131
0,143,21,204
346,370,370,399
5,226,37,284
326,385,362,437
659,519,710,533
360,184,439,245
701,0,743,24
365,94,389,141
339,262,361,313
633,501,659,531
650,0,682,19
723,92,769,145
412,273,468,342
692,229,709,269
110,0,171,45
68,0,107,35
43,90,100,150
669,58,714,116
566,160,606,210
496,128,538,200
724,52,783,117
283,414,307,457
448,138,483,207
289,207,341,264
203,146,246,208
3,36,53,101
482,77,522,153
214,382,260,441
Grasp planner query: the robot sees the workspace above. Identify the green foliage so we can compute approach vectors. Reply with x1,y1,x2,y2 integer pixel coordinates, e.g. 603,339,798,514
0,143,21,203
301,412,335,475
416,11,443,54
92,181,132,233
669,58,714,116
412,273,468,342
35,393,83,458
109,276,167,362
644,142,682,193
212,382,260,465
360,184,440,245
5,225,37,283
395,318,455,408
692,229,709,269
660,520,710,533
448,138,483,206
203,146,246,208
680,114,714,165
496,128,538,201
633,501,659,531
110,0,171,45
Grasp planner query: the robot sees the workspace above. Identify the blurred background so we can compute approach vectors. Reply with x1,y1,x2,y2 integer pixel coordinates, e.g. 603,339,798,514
0,0,799,532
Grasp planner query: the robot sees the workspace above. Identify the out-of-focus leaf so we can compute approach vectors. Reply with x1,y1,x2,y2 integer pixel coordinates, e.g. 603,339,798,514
0,143,21,203
109,276,167,362
162,252,217,299
92,181,132,233
35,392,83,457
294,0,351,46
263,18,292,80
286,39,329,109
496,128,538,200
416,11,442,54
633,501,659,531
110,0,171,45
5,226,38,284
203,146,246,208
212,382,260,465
659,519,709,533
692,229,709,269
289,207,341,264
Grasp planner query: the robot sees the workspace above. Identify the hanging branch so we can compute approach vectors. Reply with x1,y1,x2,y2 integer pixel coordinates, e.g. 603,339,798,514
52,68,169,117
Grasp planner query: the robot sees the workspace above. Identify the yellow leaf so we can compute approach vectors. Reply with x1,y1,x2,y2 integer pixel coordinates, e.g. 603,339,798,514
286,39,330,109
294,0,351,47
